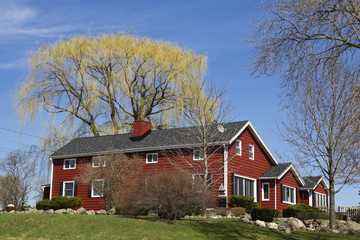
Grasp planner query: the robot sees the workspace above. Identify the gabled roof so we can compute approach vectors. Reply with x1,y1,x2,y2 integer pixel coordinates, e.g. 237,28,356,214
300,176,329,190
259,163,305,186
50,120,279,165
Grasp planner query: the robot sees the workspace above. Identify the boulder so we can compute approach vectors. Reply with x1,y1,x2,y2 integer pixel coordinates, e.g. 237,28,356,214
332,229,340,234
9,210,16,214
54,209,66,214
287,217,306,231
66,208,75,214
255,220,266,228
107,207,116,215
346,220,360,231
76,207,87,215
336,220,347,230
267,222,278,230
319,220,329,229
278,225,287,231
96,210,107,215
285,227,292,234
87,210,96,215
37,210,44,214
44,209,54,214
241,217,250,224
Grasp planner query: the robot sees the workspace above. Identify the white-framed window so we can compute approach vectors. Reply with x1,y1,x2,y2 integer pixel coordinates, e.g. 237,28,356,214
233,175,257,200
249,145,255,160
283,185,296,204
91,180,104,198
63,181,75,197
92,156,106,168
236,140,242,156
146,153,158,164
262,182,270,201
193,150,204,160
63,159,76,170
314,192,327,208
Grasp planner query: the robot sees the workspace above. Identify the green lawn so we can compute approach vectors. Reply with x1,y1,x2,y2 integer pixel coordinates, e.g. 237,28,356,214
0,214,357,240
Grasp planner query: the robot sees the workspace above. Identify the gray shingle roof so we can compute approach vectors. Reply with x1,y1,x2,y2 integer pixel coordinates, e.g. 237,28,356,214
300,176,323,189
51,121,248,159
260,163,291,178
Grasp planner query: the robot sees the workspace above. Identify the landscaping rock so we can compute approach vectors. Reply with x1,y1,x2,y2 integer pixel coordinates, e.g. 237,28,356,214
287,217,306,231
37,210,44,214
241,218,250,224
336,220,347,230
346,220,360,231
29,209,38,214
96,210,107,215
87,210,95,215
285,227,292,234
255,220,266,228
44,209,54,214
319,220,329,229
107,207,116,215
278,225,287,232
9,210,15,214
267,222,278,230
274,218,288,227
54,209,66,214
77,207,87,215
332,229,340,234
66,208,75,214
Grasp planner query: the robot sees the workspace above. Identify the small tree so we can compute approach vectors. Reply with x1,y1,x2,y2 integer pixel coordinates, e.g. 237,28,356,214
0,149,36,210
129,172,212,220
76,153,141,210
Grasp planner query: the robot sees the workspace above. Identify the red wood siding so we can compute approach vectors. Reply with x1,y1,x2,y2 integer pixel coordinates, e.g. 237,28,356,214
314,182,327,195
276,170,301,211
227,127,274,206
259,179,276,209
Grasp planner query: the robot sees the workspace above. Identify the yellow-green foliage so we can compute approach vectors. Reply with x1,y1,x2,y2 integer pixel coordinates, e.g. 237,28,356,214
14,33,207,151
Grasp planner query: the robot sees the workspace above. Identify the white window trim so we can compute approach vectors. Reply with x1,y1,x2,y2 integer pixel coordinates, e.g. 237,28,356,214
314,192,327,208
92,156,106,168
63,181,75,197
234,174,257,202
262,182,270,201
283,184,296,205
63,158,76,170
146,153,158,164
236,140,242,156
249,144,255,160
91,180,104,198
193,150,204,160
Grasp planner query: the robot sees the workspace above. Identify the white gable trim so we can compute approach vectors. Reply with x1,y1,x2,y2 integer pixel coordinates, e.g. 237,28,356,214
229,121,278,165
259,163,305,186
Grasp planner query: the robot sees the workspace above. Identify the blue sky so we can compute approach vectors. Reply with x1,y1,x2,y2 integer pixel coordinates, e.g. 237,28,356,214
0,0,358,207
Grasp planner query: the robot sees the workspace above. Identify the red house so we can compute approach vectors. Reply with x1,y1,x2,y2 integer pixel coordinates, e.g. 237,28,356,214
49,120,328,211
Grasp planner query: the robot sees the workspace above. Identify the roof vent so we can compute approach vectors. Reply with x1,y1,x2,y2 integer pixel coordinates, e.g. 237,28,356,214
217,124,224,133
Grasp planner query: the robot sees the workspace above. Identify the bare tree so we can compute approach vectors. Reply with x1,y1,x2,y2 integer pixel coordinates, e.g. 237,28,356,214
279,60,360,228
0,149,36,210
164,80,236,189
76,153,141,210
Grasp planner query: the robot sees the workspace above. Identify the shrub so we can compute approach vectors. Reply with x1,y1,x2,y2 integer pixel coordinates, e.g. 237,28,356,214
228,195,258,212
127,172,212,220
231,207,247,217
282,204,319,220
251,207,279,222
36,196,82,210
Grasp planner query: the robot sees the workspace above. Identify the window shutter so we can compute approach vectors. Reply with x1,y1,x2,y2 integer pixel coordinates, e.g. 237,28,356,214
88,184,92,198
295,188,298,204
239,178,244,196
280,184,284,203
313,192,316,207
74,181,78,196
59,182,63,196
231,173,235,195
256,181,259,202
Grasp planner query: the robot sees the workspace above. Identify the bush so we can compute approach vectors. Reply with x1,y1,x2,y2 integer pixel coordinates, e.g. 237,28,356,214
231,207,247,217
36,196,82,210
228,195,258,212
127,172,212,220
282,204,319,220
251,207,279,222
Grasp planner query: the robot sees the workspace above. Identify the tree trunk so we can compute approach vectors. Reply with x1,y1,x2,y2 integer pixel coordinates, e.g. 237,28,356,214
329,181,335,229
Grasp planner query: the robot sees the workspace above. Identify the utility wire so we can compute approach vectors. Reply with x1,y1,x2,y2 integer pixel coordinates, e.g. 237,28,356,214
0,127,45,139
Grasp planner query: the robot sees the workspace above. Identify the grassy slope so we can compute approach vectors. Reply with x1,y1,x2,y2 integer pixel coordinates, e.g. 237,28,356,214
0,214,357,240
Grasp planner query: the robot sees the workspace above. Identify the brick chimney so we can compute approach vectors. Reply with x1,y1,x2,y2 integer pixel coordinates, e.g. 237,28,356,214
133,120,152,137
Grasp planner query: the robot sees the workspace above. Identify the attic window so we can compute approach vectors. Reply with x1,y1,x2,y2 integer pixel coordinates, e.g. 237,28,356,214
92,156,106,168
146,153,158,164
63,159,76,170
193,150,204,160
236,140,242,156
249,145,254,160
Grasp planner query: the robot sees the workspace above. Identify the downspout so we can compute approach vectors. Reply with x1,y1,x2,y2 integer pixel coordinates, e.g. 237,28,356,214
49,158,54,200
223,144,228,207
274,179,277,209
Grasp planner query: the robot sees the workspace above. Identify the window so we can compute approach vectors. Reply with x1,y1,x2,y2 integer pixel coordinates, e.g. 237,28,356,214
146,153,158,164
249,145,254,160
314,192,327,208
262,182,270,201
282,185,296,204
63,181,75,197
233,175,256,199
91,180,104,197
236,140,242,156
92,156,106,168
193,150,204,160
63,159,76,169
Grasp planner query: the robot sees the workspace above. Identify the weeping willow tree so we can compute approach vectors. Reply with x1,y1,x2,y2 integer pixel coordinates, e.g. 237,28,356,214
14,33,207,153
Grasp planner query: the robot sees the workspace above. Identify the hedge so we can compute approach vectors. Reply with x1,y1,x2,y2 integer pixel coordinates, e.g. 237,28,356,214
36,196,82,210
